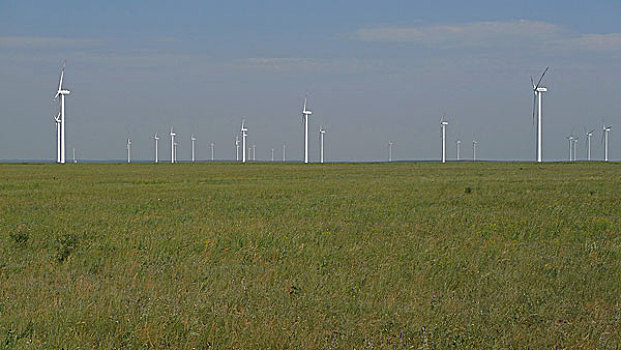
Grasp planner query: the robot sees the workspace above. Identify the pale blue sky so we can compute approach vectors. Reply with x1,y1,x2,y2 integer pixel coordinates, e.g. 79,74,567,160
1,0,620,161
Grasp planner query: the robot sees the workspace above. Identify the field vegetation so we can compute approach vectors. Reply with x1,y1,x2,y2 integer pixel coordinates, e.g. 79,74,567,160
0,162,619,349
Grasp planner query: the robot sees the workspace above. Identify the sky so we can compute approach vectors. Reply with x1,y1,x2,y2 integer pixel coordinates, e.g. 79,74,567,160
1,0,621,162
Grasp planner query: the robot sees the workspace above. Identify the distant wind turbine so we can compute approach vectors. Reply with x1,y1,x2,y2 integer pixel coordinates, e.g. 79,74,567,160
603,125,612,161
154,133,160,163
566,135,574,161
240,119,247,163
531,67,549,162
572,136,579,162
301,97,312,164
72,147,77,163
271,148,275,162
210,142,215,161
54,63,70,164
456,139,462,161
252,144,256,161
126,138,131,163
440,115,448,163
191,135,196,162
585,129,594,161
282,144,286,162
170,128,176,163
472,139,478,162
235,134,240,161
319,126,326,164
388,141,393,162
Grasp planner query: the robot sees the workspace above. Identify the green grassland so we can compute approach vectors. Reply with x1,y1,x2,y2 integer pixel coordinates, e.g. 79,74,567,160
0,162,619,349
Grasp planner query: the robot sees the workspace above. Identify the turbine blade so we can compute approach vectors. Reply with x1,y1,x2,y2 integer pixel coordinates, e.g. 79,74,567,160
535,66,549,89
58,64,64,92
530,75,535,89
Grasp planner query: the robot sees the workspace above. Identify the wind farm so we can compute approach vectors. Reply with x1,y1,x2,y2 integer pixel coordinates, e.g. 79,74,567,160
2,2,621,349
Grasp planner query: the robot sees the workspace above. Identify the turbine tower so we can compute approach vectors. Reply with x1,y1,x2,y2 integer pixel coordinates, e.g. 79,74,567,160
572,136,579,161
54,63,70,164
72,147,77,163
252,144,256,161
126,138,131,163
154,133,160,163
240,119,247,163
456,139,462,161
170,128,176,163
472,139,478,161
283,144,286,162
566,135,574,161
235,134,240,161
586,129,594,161
210,142,215,161
440,115,448,163
603,125,612,161
319,126,326,164
531,67,549,162
301,97,313,163
271,148,275,162
191,135,196,162
388,141,393,162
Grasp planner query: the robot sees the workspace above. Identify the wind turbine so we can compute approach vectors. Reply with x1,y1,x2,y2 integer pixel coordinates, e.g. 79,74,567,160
456,139,462,161
585,129,594,161
126,138,131,163
170,128,176,163
154,133,160,163
252,144,256,161
440,115,448,163
319,126,326,164
210,142,215,161
54,63,70,164
283,144,286,162
388,141,393,162
191,135,196,162
531,67,549,162
572,136,579,161
566,135,574,161
472,139,478,161
240,119,247,163
271,148,275,162
603,125,612,161
72,147,77,163
301,97,313,163
235,134,240,161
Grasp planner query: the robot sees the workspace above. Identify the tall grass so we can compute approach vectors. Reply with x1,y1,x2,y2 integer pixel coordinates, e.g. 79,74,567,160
0,162,619,348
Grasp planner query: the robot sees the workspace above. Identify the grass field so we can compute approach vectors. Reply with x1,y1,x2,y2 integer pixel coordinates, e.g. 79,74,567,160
0,162,619,349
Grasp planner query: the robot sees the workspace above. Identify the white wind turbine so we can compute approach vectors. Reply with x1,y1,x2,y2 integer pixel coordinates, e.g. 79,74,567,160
585,129,594,161
282,144,286,162
388,141,393,162
572,136,579,161
440,115,448,163
301,97,313,163
126,138,131,163
566,135,574,161
235,134,240,161
319,126,326,164
170,128,176,163
191,135,196,162
252,144,256,161
271,148,275,162
472,139,478,161
72,147,77,163
210,142,215,161
240,119,248,163
603,125,612,161
54,63,70,164
456,139,462,161
531,67,549,163
154,133,160,163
